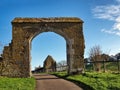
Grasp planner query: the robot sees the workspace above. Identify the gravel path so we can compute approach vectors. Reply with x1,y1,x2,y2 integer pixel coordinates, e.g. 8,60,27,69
33,74,83,90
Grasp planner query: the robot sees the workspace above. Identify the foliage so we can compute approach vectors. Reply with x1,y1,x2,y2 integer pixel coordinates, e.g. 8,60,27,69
52,72,120,90
0,77,35,90
51,71,67,77
105,62,118,72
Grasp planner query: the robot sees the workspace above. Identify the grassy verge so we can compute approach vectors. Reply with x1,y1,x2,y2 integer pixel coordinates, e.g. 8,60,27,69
52,72,120,90
0,77,36,90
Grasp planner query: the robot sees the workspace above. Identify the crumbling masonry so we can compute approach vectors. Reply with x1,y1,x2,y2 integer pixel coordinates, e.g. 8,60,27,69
0,17,85,77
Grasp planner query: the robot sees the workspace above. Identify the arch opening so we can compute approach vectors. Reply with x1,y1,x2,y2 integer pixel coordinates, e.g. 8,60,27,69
31,32,67,73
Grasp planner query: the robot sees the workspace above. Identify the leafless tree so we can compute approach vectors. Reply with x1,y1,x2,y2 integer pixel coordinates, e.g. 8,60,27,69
101,54,110,72
0,42,3,55
57,60,67,71
89,45,102,72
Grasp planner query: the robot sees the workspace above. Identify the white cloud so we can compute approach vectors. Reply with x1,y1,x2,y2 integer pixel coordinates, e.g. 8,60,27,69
101,29,120,36
93,5,120,20
113,23,120,31
116,16,120,22
92,0,120,36
116,0,120,3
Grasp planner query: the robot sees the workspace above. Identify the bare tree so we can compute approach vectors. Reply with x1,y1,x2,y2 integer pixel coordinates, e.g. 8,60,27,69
101,54,110,72
57,60,67,71
89,45,102,72
0,42,3,55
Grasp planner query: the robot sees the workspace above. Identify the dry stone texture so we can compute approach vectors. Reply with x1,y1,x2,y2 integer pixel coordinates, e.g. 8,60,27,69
43,55,56,72
1,17,85,77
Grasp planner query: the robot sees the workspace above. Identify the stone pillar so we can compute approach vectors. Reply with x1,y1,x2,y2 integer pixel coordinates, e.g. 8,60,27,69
71,23,85,74
11,24,30,77
67,39,75,74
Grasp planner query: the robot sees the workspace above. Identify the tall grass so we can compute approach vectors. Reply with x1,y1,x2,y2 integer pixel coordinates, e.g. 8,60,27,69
52,72,120,90
0,77,35,90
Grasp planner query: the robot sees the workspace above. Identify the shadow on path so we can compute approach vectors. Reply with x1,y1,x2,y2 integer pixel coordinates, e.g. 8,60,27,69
33,74,83,90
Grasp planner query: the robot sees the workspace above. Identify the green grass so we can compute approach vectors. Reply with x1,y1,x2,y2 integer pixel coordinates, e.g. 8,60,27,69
106,62,119,72
52,72,120,90
0,77,36,90
85,62,120,73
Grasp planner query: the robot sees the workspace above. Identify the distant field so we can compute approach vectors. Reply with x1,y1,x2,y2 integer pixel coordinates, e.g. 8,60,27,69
52,72,120,90
0,77,35,90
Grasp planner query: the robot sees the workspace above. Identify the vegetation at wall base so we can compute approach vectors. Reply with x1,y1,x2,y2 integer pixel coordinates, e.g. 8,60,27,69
52,72,120,90
0,77,35,90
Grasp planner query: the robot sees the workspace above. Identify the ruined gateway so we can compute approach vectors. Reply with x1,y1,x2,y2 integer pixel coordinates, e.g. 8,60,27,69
1,17,85,77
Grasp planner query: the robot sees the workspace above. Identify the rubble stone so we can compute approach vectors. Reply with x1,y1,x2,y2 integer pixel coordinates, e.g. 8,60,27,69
43,55,56,72
1,17,85,77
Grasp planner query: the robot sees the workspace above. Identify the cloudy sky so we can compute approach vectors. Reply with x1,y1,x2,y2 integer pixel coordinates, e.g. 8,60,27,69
0,0,120,69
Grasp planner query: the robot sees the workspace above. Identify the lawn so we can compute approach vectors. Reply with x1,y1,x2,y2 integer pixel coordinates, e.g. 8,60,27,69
0,77,35,90
52,72,120,90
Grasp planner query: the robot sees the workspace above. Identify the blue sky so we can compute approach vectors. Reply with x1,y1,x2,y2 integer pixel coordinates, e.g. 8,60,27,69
0,0,120,70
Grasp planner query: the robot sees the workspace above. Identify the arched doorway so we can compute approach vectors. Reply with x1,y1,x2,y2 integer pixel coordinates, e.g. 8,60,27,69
29,28,71,76
2,17,85,77
31,32,66,72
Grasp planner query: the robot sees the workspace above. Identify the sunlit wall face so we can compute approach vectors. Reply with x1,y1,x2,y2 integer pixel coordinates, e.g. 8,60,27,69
31,32,66,70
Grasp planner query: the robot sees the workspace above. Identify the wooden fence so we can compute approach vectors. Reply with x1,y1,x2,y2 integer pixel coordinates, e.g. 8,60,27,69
84,60,120,73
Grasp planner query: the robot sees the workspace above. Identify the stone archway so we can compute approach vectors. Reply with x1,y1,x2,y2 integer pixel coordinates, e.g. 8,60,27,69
2,17,85,77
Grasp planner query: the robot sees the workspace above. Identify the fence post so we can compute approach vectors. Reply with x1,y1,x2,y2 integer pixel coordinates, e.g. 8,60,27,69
118,59,120,73
84,61,86,72
103,60,105,72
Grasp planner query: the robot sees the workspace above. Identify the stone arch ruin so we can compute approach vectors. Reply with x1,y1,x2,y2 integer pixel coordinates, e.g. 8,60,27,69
1,17,85,77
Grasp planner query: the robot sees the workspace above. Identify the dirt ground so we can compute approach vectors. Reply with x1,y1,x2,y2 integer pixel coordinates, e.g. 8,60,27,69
33,74,83,90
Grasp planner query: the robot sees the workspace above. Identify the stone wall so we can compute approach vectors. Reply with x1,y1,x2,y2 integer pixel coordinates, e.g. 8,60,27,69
43,55,56,72
1,17,85,77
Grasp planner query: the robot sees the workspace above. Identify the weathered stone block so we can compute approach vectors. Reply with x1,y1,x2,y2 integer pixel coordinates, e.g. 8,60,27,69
1,17,85,77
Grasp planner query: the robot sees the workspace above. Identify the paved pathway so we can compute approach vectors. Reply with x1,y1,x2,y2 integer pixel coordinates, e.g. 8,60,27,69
33,74,83,90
